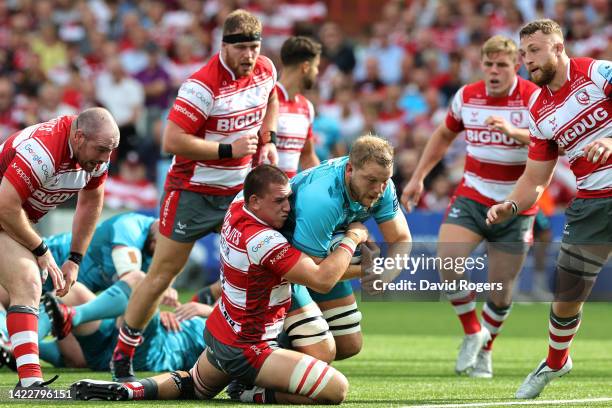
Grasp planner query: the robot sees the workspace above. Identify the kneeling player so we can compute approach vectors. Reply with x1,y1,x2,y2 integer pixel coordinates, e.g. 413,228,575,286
72,165,368,404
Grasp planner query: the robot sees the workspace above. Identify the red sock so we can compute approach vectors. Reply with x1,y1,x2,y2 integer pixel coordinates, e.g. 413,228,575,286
546,311,580,370
114,324,142,359
481,301,511,351
447,290,481,335
7,306,42,386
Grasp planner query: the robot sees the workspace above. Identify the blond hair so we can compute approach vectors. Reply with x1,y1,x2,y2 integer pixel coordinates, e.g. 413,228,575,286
481,35,519,62
223,9,262,36
519,19,564,41
349,135,394,169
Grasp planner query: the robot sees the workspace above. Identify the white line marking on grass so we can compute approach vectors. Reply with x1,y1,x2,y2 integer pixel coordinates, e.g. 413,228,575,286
405,397,612,408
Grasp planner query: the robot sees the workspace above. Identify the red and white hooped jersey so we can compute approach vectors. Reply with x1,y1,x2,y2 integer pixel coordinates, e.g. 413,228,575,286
0,116,108,222
528,58,612,198
445,77,540,214
206,200,301,346
276,83,314,178
165,53,277,196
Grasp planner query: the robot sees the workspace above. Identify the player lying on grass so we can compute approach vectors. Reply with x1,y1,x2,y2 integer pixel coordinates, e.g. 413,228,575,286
71,164,369,404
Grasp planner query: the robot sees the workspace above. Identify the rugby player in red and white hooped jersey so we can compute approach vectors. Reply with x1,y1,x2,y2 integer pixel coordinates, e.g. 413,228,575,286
487,19,611,399
0,108,119,390
273,36,321,178
110,9,280,382
71,164,369,405
401,35,540,379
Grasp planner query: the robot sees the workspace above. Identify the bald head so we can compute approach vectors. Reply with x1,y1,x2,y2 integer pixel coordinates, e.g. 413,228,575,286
73,107,120,172
76,107,120,145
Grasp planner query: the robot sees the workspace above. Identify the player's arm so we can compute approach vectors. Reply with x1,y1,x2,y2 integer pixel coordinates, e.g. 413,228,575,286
284,223,368,293
163,120,257,161
299,138,320,170
401,123,458,210
486,157,557,225
71,183,104,257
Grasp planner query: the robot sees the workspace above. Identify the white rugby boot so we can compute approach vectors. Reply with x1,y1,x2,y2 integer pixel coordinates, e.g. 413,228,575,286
515,356,573,399
455,327,491,374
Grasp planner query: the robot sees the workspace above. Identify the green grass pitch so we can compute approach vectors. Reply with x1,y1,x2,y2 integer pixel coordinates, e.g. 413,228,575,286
0,301,610,407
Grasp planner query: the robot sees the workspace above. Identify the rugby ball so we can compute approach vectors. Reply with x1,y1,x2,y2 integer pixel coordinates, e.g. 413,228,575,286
329,232,362,264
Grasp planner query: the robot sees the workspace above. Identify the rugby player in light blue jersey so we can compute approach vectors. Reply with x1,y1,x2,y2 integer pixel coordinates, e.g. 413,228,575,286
284,135,411,360
193,136,411,362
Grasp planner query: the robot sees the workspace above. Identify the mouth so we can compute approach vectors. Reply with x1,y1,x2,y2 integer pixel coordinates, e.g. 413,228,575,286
489,78,500,86
530,68,540,76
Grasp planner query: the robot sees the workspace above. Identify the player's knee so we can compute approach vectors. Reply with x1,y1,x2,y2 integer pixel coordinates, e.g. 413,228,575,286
288,355,345,403
284,309,335,362
170,370,197,400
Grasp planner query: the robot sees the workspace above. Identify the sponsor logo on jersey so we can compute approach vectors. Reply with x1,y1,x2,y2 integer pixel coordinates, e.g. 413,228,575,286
179,83,212,110
173,105,198,122
32,190,73,204
511,111,523,126
575,89,590,105
217,110,264,132
556,107,609,148
465,129,523,145
23,143,52,181
269,246,289,265
251,231,282,253
11,162,34,192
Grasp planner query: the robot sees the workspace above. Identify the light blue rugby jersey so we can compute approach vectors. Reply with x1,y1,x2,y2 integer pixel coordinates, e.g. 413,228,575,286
47,212,155,290
286,156,399,258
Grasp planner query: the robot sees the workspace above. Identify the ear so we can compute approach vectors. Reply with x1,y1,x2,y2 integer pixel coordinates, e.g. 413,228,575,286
555,42,564,57
301,60,310,75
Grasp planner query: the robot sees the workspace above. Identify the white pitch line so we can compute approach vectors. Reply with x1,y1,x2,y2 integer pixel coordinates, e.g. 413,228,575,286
404,397,612,408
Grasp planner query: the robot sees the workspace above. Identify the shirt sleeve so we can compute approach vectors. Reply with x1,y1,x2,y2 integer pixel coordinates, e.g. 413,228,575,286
527,114,558,161
373,180,400,224
261,243,302,277
4,139,53,200
590,59,612,97
444,86,465,133
247,228,301,277
167,78,214,135
292,191,342,258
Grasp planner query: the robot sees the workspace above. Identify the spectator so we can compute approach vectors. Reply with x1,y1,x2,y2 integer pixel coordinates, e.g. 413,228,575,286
104,151,158,211
96,57,144,162
319,22,356,75
0,78,22,142
37,82,77,122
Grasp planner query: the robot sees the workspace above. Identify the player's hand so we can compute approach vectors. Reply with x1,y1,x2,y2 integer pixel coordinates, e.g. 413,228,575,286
486,202,514,226
56,260,79,297
159,311,181,332
175,302,214,321
161,287,180,308
231,134,259,158
401,177,424,212
346,222,368,244
360,241,383,296
485,116,512,136
582,138,612,164
36,251,65,294
260,142,278,165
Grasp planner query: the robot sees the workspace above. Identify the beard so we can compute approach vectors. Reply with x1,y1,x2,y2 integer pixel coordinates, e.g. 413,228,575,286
530,60,557,86
348,177,379,208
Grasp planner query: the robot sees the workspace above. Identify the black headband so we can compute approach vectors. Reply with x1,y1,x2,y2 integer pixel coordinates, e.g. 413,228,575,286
222,32,262,44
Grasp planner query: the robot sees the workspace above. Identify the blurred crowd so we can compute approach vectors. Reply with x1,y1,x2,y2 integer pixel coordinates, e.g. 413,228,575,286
0,0,609,212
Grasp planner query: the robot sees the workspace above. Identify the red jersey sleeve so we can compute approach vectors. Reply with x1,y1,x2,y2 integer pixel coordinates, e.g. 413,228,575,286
528,135,559,161
2,153,40,201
